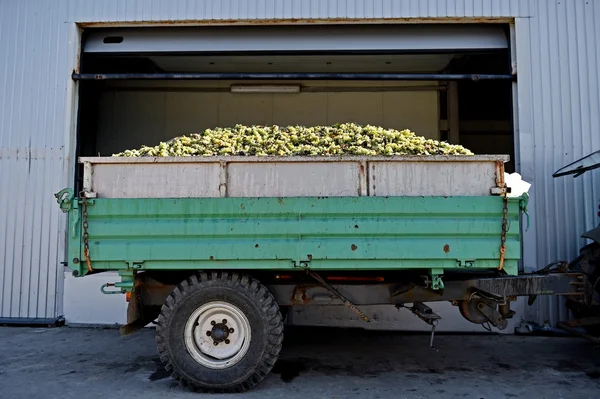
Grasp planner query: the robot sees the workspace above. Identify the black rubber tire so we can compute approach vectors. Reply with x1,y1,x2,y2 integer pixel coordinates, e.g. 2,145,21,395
568,243,600,302
566,243,600,335
155,272,283,393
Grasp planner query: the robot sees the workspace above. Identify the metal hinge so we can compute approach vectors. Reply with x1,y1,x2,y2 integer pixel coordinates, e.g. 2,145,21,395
456,260,475,268
126,261,145,270
292,260,310,268
490,187,511,196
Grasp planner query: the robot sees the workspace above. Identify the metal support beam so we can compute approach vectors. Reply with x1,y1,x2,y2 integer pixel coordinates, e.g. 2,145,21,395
72,72,516,81
266,273,585,307
447,81,460,144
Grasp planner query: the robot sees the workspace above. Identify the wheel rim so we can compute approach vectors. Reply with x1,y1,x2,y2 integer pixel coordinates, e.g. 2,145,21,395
184,301,252,369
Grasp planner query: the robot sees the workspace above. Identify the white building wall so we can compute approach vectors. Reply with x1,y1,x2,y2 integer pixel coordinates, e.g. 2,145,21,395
1,0,598,328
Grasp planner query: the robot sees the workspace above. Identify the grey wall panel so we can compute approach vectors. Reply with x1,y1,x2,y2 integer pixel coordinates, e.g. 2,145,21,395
69,0,532,22
515,0,600,326
0,0,74,318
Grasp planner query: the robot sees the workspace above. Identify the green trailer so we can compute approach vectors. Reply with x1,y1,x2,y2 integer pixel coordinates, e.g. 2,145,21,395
55,155,584,392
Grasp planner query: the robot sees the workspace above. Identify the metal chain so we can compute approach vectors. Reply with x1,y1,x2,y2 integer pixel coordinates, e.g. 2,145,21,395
81,194,93,272
307,271,370,322
498,195,509,271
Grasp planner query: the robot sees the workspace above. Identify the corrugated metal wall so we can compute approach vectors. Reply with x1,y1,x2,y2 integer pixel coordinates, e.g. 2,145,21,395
68,0,531,22
515,0,600,325
0,0,598,326
0,1,78,319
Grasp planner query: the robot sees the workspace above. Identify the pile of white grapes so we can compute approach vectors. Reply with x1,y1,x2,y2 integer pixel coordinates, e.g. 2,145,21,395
112,123,474,157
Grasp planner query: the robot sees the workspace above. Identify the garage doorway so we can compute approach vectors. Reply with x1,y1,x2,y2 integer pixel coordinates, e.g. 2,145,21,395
69,23,518,330
73,23,515,193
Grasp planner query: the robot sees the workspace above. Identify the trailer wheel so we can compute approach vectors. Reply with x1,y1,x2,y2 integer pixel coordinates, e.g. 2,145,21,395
156,272,283,393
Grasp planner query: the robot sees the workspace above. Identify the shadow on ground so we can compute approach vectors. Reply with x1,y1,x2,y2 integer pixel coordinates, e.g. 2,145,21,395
0,325,599,399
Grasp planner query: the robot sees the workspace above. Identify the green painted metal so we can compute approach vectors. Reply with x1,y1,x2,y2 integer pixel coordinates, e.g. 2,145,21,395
61,194,525,279
54,188,74,213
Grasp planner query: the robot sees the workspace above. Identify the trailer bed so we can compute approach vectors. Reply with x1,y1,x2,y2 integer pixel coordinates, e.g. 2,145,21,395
59,154,524,279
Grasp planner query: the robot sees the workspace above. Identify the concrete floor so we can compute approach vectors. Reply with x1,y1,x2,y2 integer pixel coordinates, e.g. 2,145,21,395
0,326,599,399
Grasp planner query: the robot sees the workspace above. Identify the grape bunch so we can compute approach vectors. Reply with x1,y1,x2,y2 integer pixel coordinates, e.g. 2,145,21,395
112,123,474,157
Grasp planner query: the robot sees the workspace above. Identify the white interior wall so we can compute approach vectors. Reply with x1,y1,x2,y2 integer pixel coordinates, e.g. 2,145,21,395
95,81,440,156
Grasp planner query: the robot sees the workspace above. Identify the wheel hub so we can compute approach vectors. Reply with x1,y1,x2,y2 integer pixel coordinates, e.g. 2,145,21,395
458,298,489,324
209,322,230,342
184,301,251,369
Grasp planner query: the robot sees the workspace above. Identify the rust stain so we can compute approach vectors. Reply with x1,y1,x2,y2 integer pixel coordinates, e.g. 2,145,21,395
301,290,308,303
291,284,319,305
307,254,313,260
354,225,359,229
240,203,245,210
351,244,358,251
443,244,450,253
78,17,511,29
255,244,259,248
209,256,214,260
278,198,284,206
495,160,506,191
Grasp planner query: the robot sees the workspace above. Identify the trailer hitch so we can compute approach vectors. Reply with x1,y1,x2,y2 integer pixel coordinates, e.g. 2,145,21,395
100,271,135,294
101,281,134,294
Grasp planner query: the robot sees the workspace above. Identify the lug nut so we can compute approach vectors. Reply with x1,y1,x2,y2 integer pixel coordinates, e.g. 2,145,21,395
211,320,216,326
213,341,219,346
229,328,234,334
222,319,227,324
206,331,211,336
225,339,230,344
